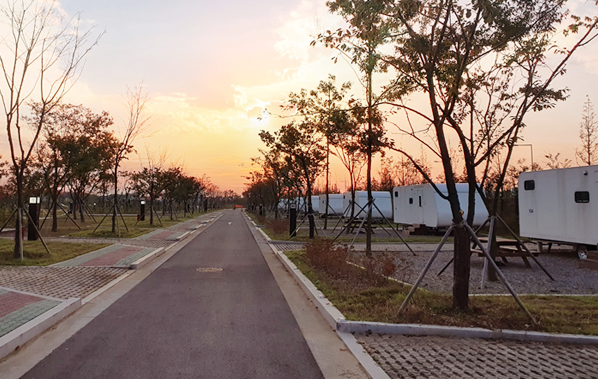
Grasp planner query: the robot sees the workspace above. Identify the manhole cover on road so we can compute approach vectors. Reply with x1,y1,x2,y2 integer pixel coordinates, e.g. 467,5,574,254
196,268,223,272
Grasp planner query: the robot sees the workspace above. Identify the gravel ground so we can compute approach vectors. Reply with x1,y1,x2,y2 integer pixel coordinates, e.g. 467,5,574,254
349,243,598,295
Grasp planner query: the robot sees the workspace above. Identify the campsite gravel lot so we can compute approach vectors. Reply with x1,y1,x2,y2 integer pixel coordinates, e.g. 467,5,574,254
350,244,598,295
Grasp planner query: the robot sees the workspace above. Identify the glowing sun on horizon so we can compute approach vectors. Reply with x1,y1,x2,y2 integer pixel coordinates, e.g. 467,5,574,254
249,108,271,127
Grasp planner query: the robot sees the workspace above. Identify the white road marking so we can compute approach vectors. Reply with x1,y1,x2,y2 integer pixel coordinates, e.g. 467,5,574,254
228,222,232,225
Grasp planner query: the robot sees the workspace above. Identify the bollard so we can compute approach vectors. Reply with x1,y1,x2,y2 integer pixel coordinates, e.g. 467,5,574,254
140,200,146,221
289,204,297,237
28,197,40,241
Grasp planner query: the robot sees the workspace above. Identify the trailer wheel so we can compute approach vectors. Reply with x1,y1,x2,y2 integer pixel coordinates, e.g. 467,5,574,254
577,244,589,260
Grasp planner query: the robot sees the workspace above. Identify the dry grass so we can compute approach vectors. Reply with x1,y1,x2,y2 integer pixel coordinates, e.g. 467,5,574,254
286,247,598,335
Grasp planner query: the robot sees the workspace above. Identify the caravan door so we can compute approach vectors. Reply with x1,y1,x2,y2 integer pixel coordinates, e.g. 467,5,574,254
416,189,424,224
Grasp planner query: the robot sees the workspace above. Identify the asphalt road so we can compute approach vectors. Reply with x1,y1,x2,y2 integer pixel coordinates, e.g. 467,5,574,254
22,210,324,379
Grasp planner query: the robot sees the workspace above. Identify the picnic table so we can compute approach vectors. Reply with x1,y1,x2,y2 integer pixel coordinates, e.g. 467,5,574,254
475,237,539,268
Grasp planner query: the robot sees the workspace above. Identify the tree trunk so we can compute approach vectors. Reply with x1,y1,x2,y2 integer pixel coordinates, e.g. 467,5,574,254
79,198,86,223
452,224,471,309
13,172,24,260
51,194,59,232
324,141,330,229
112,171,118,233
150,198,154,225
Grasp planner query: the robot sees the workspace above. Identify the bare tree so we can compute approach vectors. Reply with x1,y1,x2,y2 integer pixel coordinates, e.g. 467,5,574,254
576,96,598,166
108,84,151,234
0,1,101,259
132,146,170,225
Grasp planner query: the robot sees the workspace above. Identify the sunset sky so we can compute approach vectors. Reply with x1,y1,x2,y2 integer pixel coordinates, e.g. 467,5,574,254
42,1,598,193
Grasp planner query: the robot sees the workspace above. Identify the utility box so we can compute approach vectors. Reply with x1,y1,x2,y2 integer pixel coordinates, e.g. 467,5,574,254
342,191,393,219
392,183,487,227
519,166,598,248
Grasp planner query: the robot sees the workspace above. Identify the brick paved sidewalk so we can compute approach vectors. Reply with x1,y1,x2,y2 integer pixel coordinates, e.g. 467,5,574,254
0,288,63,338
52,244,159,268
358,334,598,379
0,212,223,358
0,266,128,299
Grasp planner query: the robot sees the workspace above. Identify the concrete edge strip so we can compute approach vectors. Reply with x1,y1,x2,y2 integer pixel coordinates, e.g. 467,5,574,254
270,244,346,328
244,215,598,346
337,331,392,379
81,271,133,305
0,212,215,361
130,247,165,270
0,286,65,303
174,231,190,241
337,321,598,345
0,297,81,361
275,243,598,345
249,227,389,378
239,210,386,377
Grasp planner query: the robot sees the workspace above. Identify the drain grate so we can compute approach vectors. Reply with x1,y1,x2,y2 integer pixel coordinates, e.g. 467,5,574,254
196,268,223,272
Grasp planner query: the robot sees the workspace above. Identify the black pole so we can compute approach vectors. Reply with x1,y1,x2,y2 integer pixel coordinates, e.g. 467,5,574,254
27,199,40,241
140,201,146,221
289,204,297,237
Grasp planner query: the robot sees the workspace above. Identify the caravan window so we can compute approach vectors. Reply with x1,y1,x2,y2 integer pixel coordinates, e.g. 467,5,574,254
409,198,413,204
524,180,535,190
575,191,590,203
394,191,398,197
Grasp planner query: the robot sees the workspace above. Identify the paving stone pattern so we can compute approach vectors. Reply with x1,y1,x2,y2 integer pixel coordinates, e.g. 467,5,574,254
46,236,173,249
0,298,60,337
52,245,156,268
0,266,128,299
0,290,49,317
358,334,598,379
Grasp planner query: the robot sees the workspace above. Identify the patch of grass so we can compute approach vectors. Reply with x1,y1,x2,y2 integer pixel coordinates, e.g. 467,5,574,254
0,238,110,266
67,212,212,238
286,249,598,335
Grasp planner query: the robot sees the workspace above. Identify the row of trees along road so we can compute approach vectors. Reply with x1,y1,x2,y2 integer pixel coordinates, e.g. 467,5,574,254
0,1,238,260
249,0,598,311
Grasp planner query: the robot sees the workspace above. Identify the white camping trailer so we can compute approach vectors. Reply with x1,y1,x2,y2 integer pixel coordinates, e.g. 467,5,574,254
310,196,319,213
518,165,598,255
393,183,487,227
318,194,344,217
342,191,393,219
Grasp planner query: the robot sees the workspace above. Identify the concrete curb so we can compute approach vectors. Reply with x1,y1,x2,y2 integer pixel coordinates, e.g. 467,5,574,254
0,213,219,363
130,247,165,270
252,216,598,346
82,271,133,305
171,231,189,241
269,243,389,379
337,320,598,345
0,297,81,361
241,213,389,379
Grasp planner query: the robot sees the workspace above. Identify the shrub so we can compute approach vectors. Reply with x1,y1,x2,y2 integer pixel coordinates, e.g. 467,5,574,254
354,251,398,286
256,214,266,225
305,239,349,278
266,218,288,235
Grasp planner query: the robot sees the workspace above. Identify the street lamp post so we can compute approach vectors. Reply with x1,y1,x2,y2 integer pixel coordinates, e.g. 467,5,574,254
514,144,534,170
